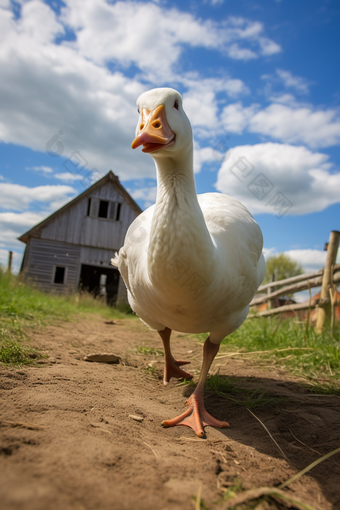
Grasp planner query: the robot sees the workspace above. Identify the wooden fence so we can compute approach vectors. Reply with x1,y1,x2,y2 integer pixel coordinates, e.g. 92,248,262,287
249,230,340,333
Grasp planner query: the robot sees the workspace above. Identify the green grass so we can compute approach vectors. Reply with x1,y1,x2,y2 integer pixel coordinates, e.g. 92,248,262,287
192,316,340,393
0,320,44,366
0,267,135,366
0,269,134,324
180,373,283,408
205,373,283,408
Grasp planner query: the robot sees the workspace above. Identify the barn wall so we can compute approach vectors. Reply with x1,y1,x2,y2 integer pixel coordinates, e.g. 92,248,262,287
24,238,80,293
79,246,116,267
23,239,128,302
39,181,138,249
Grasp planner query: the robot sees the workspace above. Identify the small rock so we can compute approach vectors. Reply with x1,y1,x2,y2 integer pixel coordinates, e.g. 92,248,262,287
84,353,121,364
129,414,144,422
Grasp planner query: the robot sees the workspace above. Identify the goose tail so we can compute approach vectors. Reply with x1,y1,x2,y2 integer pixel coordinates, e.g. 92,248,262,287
110,252,120,267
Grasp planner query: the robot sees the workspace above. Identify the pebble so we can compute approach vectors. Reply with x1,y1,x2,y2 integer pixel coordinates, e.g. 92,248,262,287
84,353,121,364
129,414,144,422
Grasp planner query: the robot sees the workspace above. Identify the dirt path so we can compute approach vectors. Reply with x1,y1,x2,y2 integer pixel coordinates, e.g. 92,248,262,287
1,316,340,510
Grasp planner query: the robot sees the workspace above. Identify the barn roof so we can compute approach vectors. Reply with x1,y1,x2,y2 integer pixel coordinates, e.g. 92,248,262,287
18,171,143,244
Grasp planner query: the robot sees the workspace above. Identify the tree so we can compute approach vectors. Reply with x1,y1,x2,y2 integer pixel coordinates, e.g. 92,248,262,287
263,253,303,285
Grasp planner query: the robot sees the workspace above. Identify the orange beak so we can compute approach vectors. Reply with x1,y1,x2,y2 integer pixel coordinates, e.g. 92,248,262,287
131,104,175,153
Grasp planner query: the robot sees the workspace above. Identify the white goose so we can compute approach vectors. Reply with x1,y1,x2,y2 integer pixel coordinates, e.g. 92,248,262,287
113,87,266,437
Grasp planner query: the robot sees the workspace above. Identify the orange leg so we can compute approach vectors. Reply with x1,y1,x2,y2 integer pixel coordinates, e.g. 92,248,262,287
158,327,193,385
162,336,229,437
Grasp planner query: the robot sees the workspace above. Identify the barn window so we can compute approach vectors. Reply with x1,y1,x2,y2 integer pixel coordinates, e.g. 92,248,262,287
87,198,122,221
54,266,65,284
98,200,109,218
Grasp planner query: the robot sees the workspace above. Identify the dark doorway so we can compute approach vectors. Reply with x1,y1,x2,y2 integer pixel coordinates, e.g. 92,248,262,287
79,264,120,305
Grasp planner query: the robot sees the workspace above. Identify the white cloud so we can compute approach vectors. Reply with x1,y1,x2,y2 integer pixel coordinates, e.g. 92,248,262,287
284,249,331,274
18,0,65,44
0,0,10,9
258,37,281,56
54,172,83,182
221,102,259,134
0,1,281,184
0,182,75,211
224,79,250,98
26,165,53,174
183,86,219,131
262,247,340,302
267,93,297,106
276,69,310,94
60,1,281,77
215,143,340,216
194,144,216,173
263,247,277,259
265,247,337,274
221,101,340,148
262,69,310,95
0,210,47,270
249,103,340,148
181,77,249,135
227,43,257,60
127,185,157,209
0,2,154,180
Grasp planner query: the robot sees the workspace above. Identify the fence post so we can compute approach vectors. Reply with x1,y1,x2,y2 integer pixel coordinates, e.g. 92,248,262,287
267,274,275,310
315,230,340,334
7,251,13,273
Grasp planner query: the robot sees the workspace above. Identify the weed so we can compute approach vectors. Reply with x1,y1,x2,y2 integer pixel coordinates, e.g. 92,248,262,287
135,345,164,356
143,366,158,377
178,378,196,387
222,478,243,501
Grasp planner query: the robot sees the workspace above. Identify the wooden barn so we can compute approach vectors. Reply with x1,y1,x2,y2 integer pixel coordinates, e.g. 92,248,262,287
18,171,142,304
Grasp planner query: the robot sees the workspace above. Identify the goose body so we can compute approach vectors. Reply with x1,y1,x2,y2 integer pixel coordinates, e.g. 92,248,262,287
113,87,266,437
119,192,265,341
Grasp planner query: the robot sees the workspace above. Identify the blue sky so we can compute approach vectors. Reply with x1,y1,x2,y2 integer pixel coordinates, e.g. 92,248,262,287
0,0,339,285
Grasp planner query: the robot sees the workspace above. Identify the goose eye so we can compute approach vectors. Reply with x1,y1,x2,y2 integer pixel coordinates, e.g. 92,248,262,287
137,107,140,114
174,99,179,110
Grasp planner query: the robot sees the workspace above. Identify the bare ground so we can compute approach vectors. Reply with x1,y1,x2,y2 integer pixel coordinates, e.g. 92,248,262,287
1,316,340,510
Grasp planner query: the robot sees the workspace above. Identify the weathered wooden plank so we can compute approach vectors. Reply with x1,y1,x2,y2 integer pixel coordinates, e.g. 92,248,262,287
24,239,80,292
252,269,340,307
40,181,139,249
249,301,317,317
80,246,117,267
250,271,340,316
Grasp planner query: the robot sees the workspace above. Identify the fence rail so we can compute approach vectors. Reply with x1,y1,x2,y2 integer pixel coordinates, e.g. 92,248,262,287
256,263,340,293
249,230,340,329
250,268,340,307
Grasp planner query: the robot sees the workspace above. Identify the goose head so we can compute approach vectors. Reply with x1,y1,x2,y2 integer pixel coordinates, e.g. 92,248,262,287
131,88,193,160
